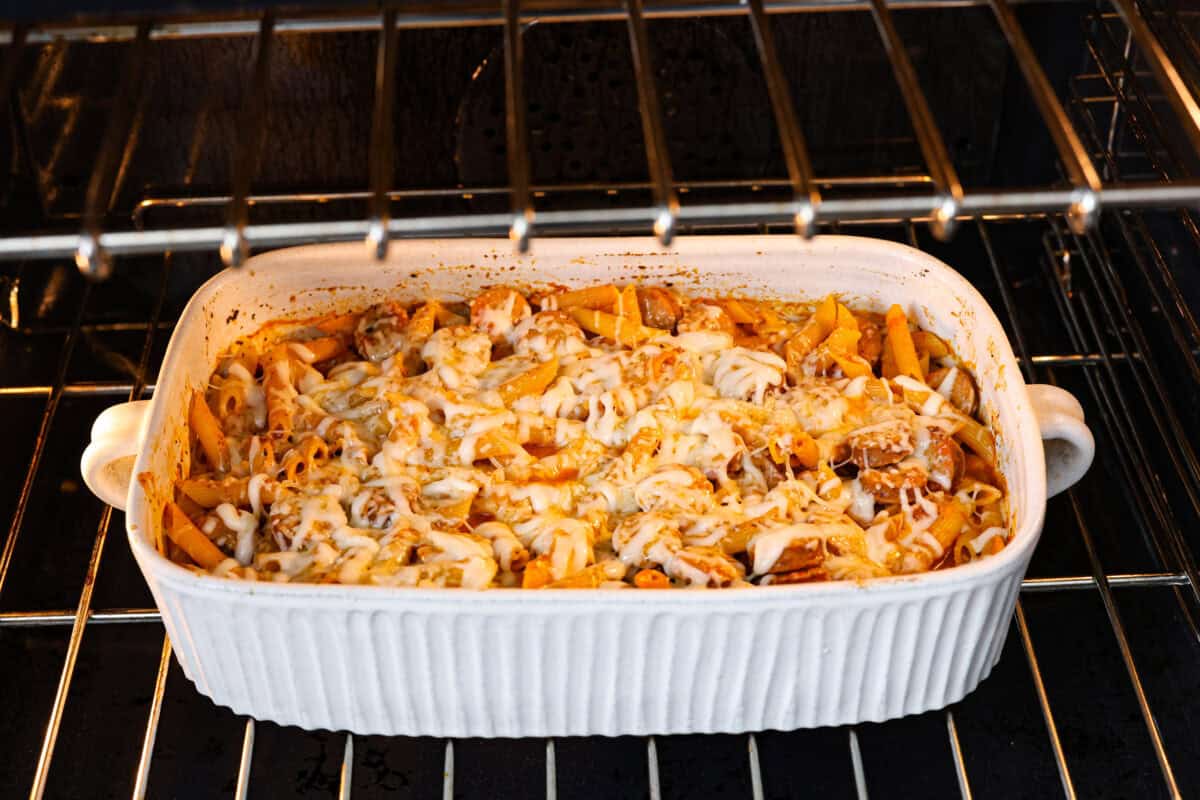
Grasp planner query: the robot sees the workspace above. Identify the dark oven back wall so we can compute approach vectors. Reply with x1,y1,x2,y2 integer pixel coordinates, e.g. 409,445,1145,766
2,2,1087,234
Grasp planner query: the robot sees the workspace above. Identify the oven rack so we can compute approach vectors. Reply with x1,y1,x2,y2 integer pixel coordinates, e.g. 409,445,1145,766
0,0,1196,275
1,3,1199,799
4,212,1200,799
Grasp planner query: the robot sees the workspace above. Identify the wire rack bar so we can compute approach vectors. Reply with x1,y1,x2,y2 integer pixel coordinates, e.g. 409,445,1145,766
1083,24,1172,175
1073,230,1200,612
1067,490,1181,797
624,0,679,245
0,1,1063,44
1040,230,1200,645
132,175,935,219
338,735,353,799
233,720,255,800
1108,0,1200,154
5,183,1200,262
0,572,1189,628
29,511,114,800
1029,221,1187,795
1014,603,1078,799
442,740,455,800
0,1,1017,46
367,8,399,261
545,739,557,800
747,734,765,800
1069,64,1200,392
869,0,962,238
747,0,820,237
1044,221,1200,631
75,22,150,280
646,737,662,800
131,636,172,800
848,728,868,800
221,13,274,268
990,0,1101,233
1068,84,1200,520
503,0,534,251
968,218,1087,797
0,286,90,597
27,260,168,800
0,384,155,397
0,608,164,627
1117,215,1200,385
946,711,973,800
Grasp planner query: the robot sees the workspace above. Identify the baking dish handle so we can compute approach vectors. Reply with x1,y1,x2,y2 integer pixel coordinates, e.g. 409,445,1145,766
80,400,151,512
1027,384,1095,498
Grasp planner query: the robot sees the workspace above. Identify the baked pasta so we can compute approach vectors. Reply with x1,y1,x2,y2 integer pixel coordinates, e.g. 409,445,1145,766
167,284,1009,589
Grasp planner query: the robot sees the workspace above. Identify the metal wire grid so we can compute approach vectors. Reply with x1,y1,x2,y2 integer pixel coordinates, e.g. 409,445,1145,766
0,0,1198,269
5,214,1200,800
0,4,1198,800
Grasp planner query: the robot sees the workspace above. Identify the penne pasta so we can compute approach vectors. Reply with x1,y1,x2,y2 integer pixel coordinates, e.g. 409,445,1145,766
408,300,440,339
617,284,642,326
880,334,899,379
568,307,653,347
547,284,620,311
821,327,872,379
215,375,247,417
717,297,762,325
929,500,969,551
912,330,951,359
177,283,1007,590
527,437,606,482
954,417,997,465
497,357,560,404
164,501,228,569
768,429,819,469
521,555,554,588
884,304,923,381
634,568,670,588
190,392,229,473
178,476,277,508
293,335,346,364
262,344,297,437
754,306,788,335
545,561,625,588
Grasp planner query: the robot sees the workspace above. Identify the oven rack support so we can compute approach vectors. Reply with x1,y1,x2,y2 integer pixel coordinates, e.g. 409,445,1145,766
0,0,1194,274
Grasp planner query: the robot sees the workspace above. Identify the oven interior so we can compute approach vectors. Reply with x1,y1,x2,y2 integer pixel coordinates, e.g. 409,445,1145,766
1,1,1199,797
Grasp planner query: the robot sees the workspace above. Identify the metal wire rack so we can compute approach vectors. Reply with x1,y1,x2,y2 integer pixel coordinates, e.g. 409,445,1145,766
1,1,1199,798
0,0,1197,268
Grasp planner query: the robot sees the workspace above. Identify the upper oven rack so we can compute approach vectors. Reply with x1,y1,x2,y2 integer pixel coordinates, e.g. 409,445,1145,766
0,0,1197,276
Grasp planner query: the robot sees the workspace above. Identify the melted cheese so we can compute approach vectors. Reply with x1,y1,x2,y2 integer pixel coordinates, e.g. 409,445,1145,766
711,347,785,404
216,502,258,565
186,289,1008,589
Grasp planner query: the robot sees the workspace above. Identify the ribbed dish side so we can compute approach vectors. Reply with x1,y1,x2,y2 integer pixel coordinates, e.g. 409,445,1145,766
149,568,1022,737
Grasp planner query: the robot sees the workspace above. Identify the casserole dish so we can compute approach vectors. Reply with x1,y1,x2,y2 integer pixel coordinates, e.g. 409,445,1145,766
80,236,1094,736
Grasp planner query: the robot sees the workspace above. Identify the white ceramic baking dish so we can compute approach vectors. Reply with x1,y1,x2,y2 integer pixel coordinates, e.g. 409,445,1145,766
80,236,1094,737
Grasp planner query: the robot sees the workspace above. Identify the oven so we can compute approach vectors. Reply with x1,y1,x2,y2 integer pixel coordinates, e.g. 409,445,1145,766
0,1,1198,797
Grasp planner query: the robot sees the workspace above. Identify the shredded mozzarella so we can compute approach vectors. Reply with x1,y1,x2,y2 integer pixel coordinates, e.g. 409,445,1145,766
181,289,1008,589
